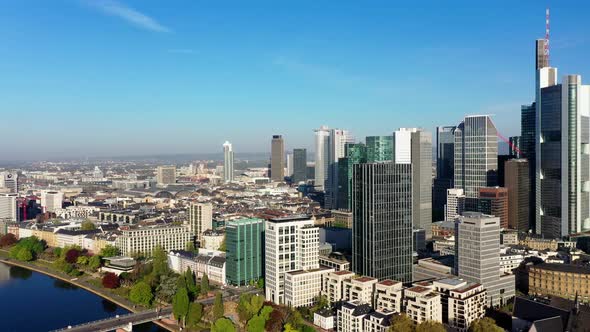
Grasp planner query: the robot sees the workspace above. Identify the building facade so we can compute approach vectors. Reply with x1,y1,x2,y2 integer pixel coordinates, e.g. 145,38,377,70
226,218,264,286
529,263,590,303
478,187,509,229
223,141,234,183
116,225,193,256
325,128,354,209
292,148,307,184
445,188,465,221
505,159,530,232
156,165,176,185
187,202,213,244
270,135,285,182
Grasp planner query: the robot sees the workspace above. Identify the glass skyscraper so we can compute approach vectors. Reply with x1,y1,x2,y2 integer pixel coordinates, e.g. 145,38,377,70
226,218,264,286
366,136,393,162
292,148,307,184
337,143,367,210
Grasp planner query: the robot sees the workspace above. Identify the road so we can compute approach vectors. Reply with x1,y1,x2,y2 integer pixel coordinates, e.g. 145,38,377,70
52,307,173,332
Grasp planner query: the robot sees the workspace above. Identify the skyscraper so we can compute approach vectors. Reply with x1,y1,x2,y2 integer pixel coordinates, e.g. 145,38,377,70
505,159,530,232
226,218,264,286
394,128,433,238
445,188,465,221
455,212,515,307
314,126,330,191
352,162,413,282
366,136,393,162
478,187,509,229
223,141,234,183
286,153,293,177
434,126,457,221
41,191,64,213
454,115,498,211
0,193,18,221
521,103,536,231
187,202,212,244
1,172,18,193
538,74,590,237
270,135,285,182
156,165,176,185
337,143,367,210
325,128,354,209
292,148,307,184
508,136,521,158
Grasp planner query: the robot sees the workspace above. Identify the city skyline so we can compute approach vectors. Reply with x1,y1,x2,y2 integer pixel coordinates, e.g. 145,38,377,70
1,2,590,160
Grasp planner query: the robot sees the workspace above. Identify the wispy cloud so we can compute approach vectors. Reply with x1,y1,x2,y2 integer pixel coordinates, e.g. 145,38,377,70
167,49,198,55
87,0,171,33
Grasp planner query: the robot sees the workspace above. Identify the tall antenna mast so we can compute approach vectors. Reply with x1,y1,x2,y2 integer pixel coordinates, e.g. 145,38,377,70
545,8,550,65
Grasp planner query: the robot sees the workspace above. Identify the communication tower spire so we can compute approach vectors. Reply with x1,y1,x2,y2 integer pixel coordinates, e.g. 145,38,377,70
545,8,550,65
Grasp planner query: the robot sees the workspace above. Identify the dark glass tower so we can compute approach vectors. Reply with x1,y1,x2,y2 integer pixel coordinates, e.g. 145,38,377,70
337,143,367,210
292,148,307,183
434,126,456,221
521,103,536,231
366,136,393,162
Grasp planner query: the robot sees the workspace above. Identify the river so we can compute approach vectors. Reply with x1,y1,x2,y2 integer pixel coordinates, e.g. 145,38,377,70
0,262,166,332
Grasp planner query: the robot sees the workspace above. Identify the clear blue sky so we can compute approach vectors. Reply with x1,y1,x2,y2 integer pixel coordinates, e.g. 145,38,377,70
1,0,589,160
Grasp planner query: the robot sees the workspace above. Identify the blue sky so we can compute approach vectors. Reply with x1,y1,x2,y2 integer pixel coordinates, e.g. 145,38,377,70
1,0,589,160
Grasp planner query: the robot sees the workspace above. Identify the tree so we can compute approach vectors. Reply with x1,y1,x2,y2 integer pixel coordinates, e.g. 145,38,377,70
54,259,74,274
185,267,198,297
283,323,298,332
416,321,446,332
186,302,203,327
129,281,153,306
265,308,287,331
99,245,120,258
213,292,224,320
256,278,264,289
389,314,415,332
211,318,236,332
469,318,503,332
88,255,101,270
219,237,226,252
151,245,169,277
102,272,120,289
0,233,17,247
201,273,210,294
65,248,80,264
247,315,266,332
16,248,33,261
80,220,96,231
77,255,89,266
156,273,178,303
173,287,190,326
53,247,63,258
185,241,196,253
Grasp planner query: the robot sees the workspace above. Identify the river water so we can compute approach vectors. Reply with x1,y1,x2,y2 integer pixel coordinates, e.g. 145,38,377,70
0,262,165,332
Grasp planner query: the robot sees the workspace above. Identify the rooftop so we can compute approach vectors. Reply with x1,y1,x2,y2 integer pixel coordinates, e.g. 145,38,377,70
354,276,377,283
532,263,590,275
378,279,401,286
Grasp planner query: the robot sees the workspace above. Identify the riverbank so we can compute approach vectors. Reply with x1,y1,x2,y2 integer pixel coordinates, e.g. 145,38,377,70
0,257,178,332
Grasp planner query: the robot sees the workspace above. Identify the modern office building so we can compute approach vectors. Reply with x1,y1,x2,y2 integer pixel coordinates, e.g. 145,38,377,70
40,191,64,213
445,188,465,221
225,218,264,286
509,136,522,158
270,135,285,182
455,212,515,306
505,159,530,232
0,193,18,221
292,148,307,184
434,126,457,221
1,172,18,193
314,126,331,191
521,103,536,231
394,128,433,238
325,128,354,209
223,141,234,183
352,162,413,282
187,202,212,244
286,153,293,177
478,187,509,229
265,215,319,304
156,165,176,185
454,115,499,211
337,143,367,210
537,72,590,237
366,136,393,162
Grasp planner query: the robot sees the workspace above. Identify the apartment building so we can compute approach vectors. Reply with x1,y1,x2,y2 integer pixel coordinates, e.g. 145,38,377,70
284,267,334,308
337,301,372,332
433,278,486,332
116,225,193,256
404,285,442,324
343,276,378,305
374,280,403,313
322,270,355,304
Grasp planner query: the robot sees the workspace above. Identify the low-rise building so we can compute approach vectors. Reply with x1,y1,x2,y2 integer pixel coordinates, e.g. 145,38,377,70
319,254,350,271
116,225,193,256
101,256,136,276
500,253,524,274
284,267,334,308
202,229,224,250
337,301,372,332
363,310,394,332
374,280,403,313
500,229,518,245
314,309,336,330
322,270,355,304
168,250,227,285
433,278,486,332
529,263,590,303
344,276,378,305
404,285,442,324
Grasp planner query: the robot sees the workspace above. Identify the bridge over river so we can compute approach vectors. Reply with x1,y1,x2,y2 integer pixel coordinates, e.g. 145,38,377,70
50,307,173,332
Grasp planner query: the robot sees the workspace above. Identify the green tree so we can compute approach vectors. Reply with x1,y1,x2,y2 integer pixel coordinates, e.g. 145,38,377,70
173,287,190,327
185,267,198,297
389,314,415,332
469,318,503,332
283,323,298,332
53,247,62,258
211,317,236,332
54,259,74,274
88,255,101,270
156,273,178,303
99,245,120,258
416,321,446,332
201,273,210,294
213,292,224,320
186,302,203,328
185,241,196,253
219,237,226,252
151,245,169,277
80,220,96,231
256,278,264,289
129,281,153,306
77,256,89,265
16,248,33,261
247,315,266,332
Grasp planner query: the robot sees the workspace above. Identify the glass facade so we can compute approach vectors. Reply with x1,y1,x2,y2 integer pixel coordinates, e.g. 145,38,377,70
521,103,536,231
226,218,264,286
337,143,367,210
292,148,307,183
366,136,393,162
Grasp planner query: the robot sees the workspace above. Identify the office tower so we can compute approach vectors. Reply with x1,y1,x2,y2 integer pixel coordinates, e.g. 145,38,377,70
314,126,330,191
325,129,354,209
445,188,465,221
270,135,285,182
265,216,319,304
496,155,513,187
478,187,509,229
286,153,293,177
292,149,307,184
40,191,64,213
337,143,367,210
394,128,433,238
455,212,515,306
505,159,530,232
538,74,590,237
1,172,18,193
306,162,315,181
536,39,549,71
156,165,176,185
434,126,457,221
226,218,264,286
352,163,413,282
366,136,393,162
454,115,498,211
521,103,536,231
223,141,234,183
508,136,522,158
0,193,18,221
187,202,213,244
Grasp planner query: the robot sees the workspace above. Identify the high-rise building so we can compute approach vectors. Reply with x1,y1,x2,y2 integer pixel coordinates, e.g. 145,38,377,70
454,115,498,211
325,129,354,209
1,172,18,193
292,149,307,184
505,159,530,233
508,136,522,158
455,212,515,306
226,218,264,286
434,126,457,221
187,202,212,244
337,143,367,210
394,128,433,238
445,188,465,221
478,187,509,229
265,215,319,304
286,153,293,177
366,136,393,162
223,141,234,183
0,193,18,221
40,191,64,213
537,73,590,237
314,126,331,191
156,165,176,185
352,163,413,282
521,103,536,231
270,135,285,182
